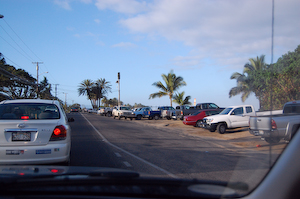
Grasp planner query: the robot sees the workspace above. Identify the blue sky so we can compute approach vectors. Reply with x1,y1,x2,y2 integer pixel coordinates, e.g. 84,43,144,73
1,0,299,110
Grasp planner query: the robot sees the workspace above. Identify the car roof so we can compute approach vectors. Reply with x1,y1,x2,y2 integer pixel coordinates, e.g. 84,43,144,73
0,99,59,105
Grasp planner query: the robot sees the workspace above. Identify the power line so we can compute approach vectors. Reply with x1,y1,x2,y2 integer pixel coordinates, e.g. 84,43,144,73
0,24,34,61
0,35,33,62
2,18,42,61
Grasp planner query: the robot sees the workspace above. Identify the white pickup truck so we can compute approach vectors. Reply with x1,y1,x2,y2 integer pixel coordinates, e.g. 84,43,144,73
249,100,300,144
112,106,135,120
201,105,256,134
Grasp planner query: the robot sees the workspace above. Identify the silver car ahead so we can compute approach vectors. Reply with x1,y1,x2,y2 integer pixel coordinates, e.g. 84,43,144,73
0,99,72,165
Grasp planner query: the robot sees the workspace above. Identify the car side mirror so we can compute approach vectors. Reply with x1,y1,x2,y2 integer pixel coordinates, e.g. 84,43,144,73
68,117,75,122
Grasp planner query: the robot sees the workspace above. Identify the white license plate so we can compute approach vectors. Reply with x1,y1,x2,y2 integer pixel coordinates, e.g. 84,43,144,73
12,132,31,141
259,130,264,135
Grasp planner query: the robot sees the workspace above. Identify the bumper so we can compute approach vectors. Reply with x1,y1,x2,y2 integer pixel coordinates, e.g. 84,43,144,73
183,120,196,126
249,129,278,137
200,123,217,130
0,142,70,165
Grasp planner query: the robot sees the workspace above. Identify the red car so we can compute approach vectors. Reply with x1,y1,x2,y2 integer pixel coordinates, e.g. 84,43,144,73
183,109,223,127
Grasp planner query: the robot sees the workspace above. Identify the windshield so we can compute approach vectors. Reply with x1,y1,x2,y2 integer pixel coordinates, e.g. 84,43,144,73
0,0,299,198
0,103,60,119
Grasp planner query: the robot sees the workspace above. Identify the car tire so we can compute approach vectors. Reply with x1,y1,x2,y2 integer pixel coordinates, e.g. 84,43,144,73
149,116,153,120
265,137,281,144
217,123,227,134
166,116,171,120
136,115,142,120
154,114,159,120
195,120,202,127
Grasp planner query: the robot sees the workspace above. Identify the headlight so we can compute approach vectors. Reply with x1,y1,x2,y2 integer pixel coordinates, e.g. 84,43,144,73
207,118,213,123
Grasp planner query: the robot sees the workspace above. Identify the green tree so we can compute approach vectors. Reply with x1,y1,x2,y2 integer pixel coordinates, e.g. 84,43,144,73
172,91,191,105
93,78,112,107
0,53,36,100
39,77,54,99
229,55,267,109
78,79,95,108
149,70,187,107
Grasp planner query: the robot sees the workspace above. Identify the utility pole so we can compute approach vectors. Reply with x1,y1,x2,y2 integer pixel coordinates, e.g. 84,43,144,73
117,72,120,107
32,62,43,98
63,92,68,106
53,84,59,99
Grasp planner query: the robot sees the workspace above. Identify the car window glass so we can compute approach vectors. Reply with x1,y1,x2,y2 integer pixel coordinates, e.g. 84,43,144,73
0,103,60,119
232,107,244,115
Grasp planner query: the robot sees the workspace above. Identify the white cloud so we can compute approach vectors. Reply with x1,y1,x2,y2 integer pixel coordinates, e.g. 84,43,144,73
54,0,92,10
54,0,72,10
111,42,137,48
94,19,101,24
113,0,300,69
95,0,148,14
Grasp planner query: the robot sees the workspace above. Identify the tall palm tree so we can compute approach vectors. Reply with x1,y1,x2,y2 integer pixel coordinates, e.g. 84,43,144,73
173,91,191,105
229,55,267,109
93,78,112,107
78,79,94,108
149,70,187,107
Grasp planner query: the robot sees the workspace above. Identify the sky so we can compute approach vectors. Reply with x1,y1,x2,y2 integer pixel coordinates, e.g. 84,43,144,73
1,0,299,110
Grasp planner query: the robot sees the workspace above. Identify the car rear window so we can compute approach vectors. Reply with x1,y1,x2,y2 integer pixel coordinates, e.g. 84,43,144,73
0,103,60,120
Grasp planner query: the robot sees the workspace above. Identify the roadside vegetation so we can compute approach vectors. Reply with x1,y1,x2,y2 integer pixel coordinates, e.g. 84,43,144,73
230,45,300,110
149,70,188,106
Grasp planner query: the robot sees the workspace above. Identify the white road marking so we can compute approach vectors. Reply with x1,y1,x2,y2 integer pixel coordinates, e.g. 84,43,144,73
81,113,178,178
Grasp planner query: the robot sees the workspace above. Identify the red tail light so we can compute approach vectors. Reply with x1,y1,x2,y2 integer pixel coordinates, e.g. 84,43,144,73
50,125,67,141
21,116,29,120
271,119,277,129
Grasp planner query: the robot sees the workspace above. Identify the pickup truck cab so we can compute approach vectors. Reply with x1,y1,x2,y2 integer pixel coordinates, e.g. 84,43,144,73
249,100,300,144
134,107,152,120
201,105,256,134
112,106,135,120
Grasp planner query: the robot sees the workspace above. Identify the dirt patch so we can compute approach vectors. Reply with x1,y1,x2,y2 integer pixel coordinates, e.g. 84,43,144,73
131,118,287,154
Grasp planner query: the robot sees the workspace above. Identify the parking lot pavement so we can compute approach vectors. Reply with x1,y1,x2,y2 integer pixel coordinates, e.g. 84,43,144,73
130,118,287,155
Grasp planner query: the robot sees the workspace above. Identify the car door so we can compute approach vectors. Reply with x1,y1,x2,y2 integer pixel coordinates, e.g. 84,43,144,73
229,107,249,128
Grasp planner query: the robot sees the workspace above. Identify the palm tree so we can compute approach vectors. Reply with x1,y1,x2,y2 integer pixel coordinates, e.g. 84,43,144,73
229,55,267,109
173,91,191,105
149,70,187,107
78,79,94,108
93,78,112,107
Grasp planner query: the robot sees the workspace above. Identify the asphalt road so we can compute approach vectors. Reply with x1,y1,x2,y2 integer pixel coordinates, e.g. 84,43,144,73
68,112,277,191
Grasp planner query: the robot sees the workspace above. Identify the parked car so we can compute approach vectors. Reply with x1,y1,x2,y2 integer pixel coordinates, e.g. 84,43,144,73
112,106,135,120
97,107,105,115
103,107,113,117
175,103,221,120
158,106,175,119
0,99,73,165
249,100,300,144
183,109,224,127
134,107,152,120
201,105,256,134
